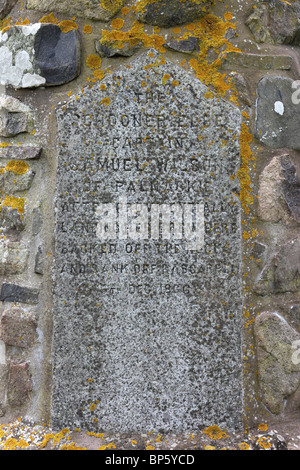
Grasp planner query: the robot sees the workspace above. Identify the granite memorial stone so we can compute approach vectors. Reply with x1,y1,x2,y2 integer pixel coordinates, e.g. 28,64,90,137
53,51,242,433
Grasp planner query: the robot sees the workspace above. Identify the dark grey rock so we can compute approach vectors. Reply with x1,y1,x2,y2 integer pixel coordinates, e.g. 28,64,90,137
281,156,300,222
0,283,39,304
34,24,81,86
255,76,300,149
31,206,43,236
137,0,214,27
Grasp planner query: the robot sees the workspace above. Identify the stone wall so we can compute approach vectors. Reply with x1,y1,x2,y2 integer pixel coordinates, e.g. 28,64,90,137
0,0,299,432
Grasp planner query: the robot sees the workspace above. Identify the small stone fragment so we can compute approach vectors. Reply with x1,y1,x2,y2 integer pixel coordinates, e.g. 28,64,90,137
0,283,39,304
164,36,199,53
95,39,142,58
0,307,37,348
7,362,32,407
0,96,33,137
136,0,214,27
34,245,46,274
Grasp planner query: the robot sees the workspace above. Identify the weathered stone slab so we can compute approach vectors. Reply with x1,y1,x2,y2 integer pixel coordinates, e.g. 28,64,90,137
53,51,242,433
26,0,124,21
0,146,42,160
0,23,80,88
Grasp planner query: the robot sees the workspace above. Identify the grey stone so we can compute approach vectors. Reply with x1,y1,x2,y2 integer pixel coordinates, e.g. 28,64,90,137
0,0,18,20
164,36,200,54
246,0,300,46
0,160,35,193
255,76,300,150
0,198,26,231
0,146,42,160
0,240,28,275
222,51,292,71
26,0,124,21
228,72,251,106
0,23,80,89
34,245,46,274
255,311,300,414
34,24,81,86
258,154,300,224
137,0,214,27
255,237,300,295
94,39,142,58
0,283,39,304
0,96,33,137
31,206,43,236
7,362,32,407
0,307,37,349
53,50,242,433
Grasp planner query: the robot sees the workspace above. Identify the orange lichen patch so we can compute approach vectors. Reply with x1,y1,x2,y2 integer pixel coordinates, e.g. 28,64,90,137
256,436,272,450
202,425,228,440
101,97,111,106
237,123,254,215
0,16,12,33
111,18,125,29
83,24,93,34
98,442,116,450
238,442,250,450
5,160,29,175
59,20,78,33
15,18,30,25
39,12,59,24
185,14,240,96
258,423,268,432
1,196,25,215
99,20,166,53
0,142,12,148
121,6,130,15
93,69,105,81
86,54,102,70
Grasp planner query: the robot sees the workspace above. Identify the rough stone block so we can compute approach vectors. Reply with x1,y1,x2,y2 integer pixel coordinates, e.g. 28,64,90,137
7,362,32,407
0,283,39,304
0,146,42,160
0,95,33,137
137,0,214,27
0,23,80,88
0,240,29,275
0,307,37,349
26,0,124,21
0,196,26,231
255,311,300,414
246,0,300,46
258,154,300,223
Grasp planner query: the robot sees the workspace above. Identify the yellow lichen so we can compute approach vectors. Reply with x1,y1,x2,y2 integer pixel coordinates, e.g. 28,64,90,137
83,24,93,34
59,20,78,33
86,54,102,70
39,12,59,24
111,18,125,29
202,425,228,440
5,160,29,175
236,123,254,215
1,196,25,215
100,0,123,13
